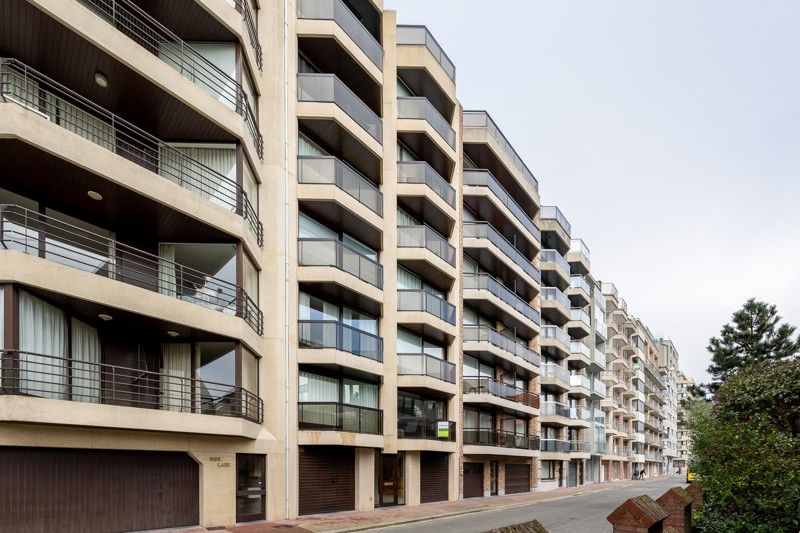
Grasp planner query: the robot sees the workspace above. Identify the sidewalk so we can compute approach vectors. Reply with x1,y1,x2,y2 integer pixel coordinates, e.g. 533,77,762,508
187,477,650,533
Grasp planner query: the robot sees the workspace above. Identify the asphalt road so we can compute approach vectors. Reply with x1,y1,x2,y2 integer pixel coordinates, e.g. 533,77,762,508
363,476,686,533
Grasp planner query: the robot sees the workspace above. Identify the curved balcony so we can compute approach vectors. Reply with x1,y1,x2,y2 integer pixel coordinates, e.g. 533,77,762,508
397,353,456,384
397,160,456,209
298,238,383,289
397,289,456,325
397,225,456,266
463,222,540,284
463,376,539,409
297,156,383,217
462,325,540,368
297,320,383,362
464,429,539,451
398,417,456,441
298,402,382,434
79,0,262,156
231,0,262,69
0,350,262,423
397,97,456,149
0,59,263,244
0,204,262,334
298,73,382,143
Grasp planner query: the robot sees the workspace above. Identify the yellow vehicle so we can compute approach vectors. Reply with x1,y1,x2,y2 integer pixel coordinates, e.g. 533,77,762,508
686,470,697,483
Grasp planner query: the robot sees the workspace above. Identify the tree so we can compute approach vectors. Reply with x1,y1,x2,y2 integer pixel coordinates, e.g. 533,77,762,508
703,298,799,394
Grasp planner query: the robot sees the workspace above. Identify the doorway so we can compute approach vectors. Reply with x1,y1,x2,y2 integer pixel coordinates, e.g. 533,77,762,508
489,460,499,495
236,454,266,522
378,453,405,506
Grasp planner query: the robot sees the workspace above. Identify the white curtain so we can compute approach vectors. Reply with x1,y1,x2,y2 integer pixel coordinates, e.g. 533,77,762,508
19,291,67,399
161,343,191,412
343,379,378,408
0,286,3,382
45,93,114,150
243,254,259,305
298,371,338,402
71,318,100,403
158,243,177,297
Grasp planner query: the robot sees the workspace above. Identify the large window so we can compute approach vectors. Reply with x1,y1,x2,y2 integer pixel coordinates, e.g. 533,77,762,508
396,329,444,359
541,460,558,480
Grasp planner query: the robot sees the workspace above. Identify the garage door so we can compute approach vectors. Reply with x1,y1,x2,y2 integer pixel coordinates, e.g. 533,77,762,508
420,452,449,503
463,462,484,498
504,463,530,494
298,446,355,515
0,447,199,533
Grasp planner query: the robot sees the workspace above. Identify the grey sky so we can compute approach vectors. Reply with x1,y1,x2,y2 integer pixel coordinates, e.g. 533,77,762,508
386,0,800,383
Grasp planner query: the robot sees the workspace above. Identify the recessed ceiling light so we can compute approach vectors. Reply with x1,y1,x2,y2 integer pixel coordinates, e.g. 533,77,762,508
98,313,113,321
166,330,180,337
94,71,108,88
87,190,103,201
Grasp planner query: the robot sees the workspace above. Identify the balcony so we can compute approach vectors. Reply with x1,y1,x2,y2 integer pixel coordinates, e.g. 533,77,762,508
464,429,539,451
591,347,606,371
397,290,456,325
541,325,571,357
463,222,540,285
568,308,592,338
463,377,540,409
570,441,590,453
463,274,541,337
541,287,570,325
297,155,383,217
233,0,262,69
566,275,592,307
541,364,570,389
539,439,570,453
569,406,592,423
397,353,456,384
569,341,591,366
298,73,382,143
540,205,571,240
566,238,590,275
0,205,262,334
298,402,382,434
298,320,383,361
396,26,456,81
397,97,456,149
0,350,262,423
398,417,456,441
540,401,570,419
298,238,382,290
591,380,606,399
397,161,456,209
462,325,541,368
297,0,383,69
397,225,456,267
539,249,571,287
79,0,262,156
569,374,591,391
0,59,263,244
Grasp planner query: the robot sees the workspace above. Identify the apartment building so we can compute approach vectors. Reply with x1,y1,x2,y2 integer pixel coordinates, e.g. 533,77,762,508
0,0,691,529
675,369,697,470
657,338,681,473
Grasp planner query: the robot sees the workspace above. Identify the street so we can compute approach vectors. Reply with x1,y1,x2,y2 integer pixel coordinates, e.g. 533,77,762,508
363,476,685,533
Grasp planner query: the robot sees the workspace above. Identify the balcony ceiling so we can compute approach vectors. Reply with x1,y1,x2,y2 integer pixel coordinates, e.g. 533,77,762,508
397,68,455,121
130,0,234,42
463,143,537,218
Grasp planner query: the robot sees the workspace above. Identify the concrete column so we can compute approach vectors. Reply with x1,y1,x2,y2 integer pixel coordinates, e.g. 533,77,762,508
497,459,506,496
355,448,376,512
447,451,459,501
405,451,421,506
190,452,237,528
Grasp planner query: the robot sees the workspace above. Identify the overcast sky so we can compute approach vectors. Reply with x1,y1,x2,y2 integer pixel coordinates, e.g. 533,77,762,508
386,0,800,383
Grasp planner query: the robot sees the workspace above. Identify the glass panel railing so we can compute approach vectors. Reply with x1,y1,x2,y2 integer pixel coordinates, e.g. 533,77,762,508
298,73,382,142
397,290,456,325
398,416,456,441
542,325,571,346
0,204,262,334
569,374,591,390
539,439,570,452
397,353,455,383
298,238,383,288
397,161,455,208
463,170,540,241
0,59,263,244
463,376,540,408
570,308,591,327
540,249,571,276
462,325,540,367
541,286,570,310
570,440,590,453
396,25,455,81
569,406,592,421
464,429,539,450
397,225,455,266
297,320,383,361
462,111,538,192
541,364,570,384
462,273,540,324
298,156,382,215
570,341,591,358
298,402,382,434
540,206,571,236
592,380,607,398
297,0,383,69
601,282,618,298
569,238,590,258
463,222,540,283
397,97,455,149
569,275,592,294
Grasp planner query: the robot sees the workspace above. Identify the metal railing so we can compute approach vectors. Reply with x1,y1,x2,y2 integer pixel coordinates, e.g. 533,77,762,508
398,417,456,441
298,402,382,434
540,401,570,418
397,225,455,266
298,73,382,142
0,204,263,334
463,170,541,241
462,325,540,367
297,155,383,215
298,238,382,289
297,0,383,69
540,249,571,276
232,0,263,69
397,161,455,208
79,0,262,157
540,439,570,452
542,325,571,346
397,97,456,148
463,222,540,283
463,273,541,325
463,377,539,408
397,353,455,383
297,320,383,361
570,308,591,327
397,290,456,325
541,364,570,384
396,25,455,81
0,350,262,423
0,59,263,244
464,429,539,450
541,286,570,310
540,206,572,236
462,111,538,192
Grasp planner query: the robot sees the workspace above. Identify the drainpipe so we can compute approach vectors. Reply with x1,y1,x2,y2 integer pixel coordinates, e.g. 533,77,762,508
282,0,290,519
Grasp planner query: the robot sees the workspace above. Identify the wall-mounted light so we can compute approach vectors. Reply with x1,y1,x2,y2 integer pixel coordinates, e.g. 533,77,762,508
87,190,103,201
166,330,180,337
98,313,113,321
94,71,108,88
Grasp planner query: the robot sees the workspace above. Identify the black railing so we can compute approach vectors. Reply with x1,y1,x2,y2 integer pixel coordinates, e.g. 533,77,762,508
0,58,263,244
463,376,540,409
540,439,571,452
397,353,456,383
77,0,263,157
463,429,539,450
0,350,263,423
398,417,456,441
0,205,263,335
233,0,263,69
298,402,382,434
297,320,383,361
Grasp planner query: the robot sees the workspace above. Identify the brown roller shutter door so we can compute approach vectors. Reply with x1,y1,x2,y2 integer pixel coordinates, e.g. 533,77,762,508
298,446,355,515
504,463,531,494
420,451,449,503
463,462,484,498
0,447,199,533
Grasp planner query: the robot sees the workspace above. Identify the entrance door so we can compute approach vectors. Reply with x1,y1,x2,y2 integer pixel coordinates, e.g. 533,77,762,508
236,454,266,522
568,460,578,487
378,453,404,506
463,462,484,498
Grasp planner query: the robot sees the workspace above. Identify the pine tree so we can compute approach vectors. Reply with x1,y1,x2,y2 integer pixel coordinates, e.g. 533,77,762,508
704,298,799,394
